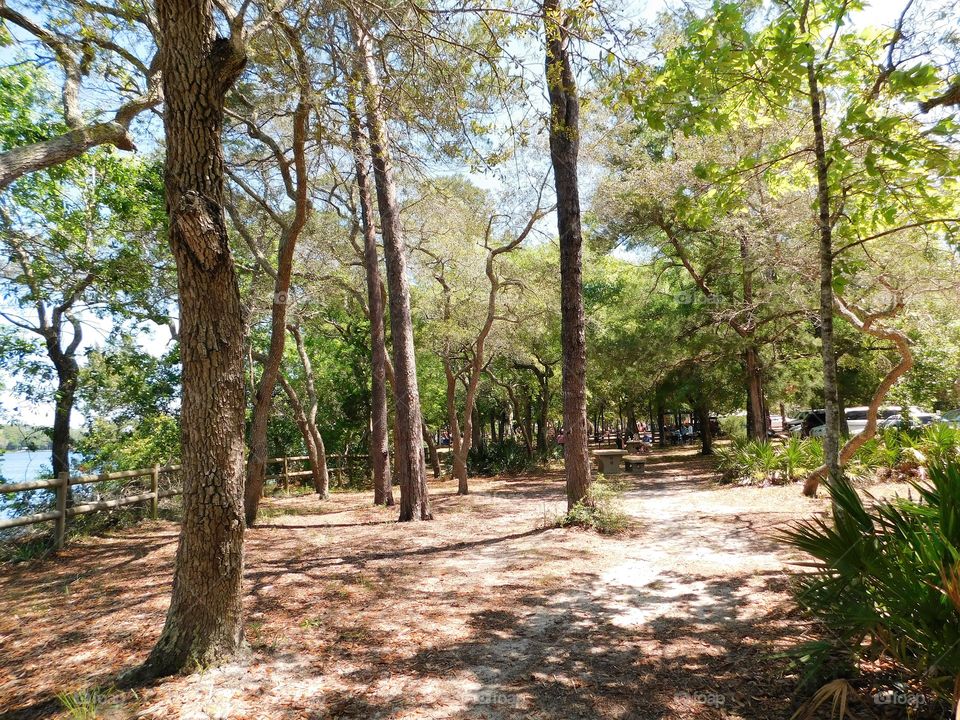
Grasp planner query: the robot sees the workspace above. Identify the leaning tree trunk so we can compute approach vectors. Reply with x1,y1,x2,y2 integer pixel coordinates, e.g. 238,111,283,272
803,60,842,496
804,295,912,489
243,103,309,526
288,325,330,499
278,374,327,494
544,0,591,510
352,13,430,520
142,0,247,678
348,89,394,507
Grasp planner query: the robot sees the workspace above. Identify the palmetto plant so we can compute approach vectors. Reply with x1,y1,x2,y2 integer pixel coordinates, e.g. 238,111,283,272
780,461,960,705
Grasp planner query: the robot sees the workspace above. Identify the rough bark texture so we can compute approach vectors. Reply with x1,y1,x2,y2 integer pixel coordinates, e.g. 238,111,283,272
352,13,430,521
803,58,842,496
143,0,247,677
544,0,591,510
744,347,766,440
348,90,394,506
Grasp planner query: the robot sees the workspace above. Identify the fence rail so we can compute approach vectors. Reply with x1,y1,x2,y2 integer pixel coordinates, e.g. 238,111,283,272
0,453,367,548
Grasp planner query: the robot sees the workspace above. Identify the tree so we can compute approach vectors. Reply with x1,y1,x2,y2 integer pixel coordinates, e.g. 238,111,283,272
414,179,546,493
140,0,249,677
347,85,394,506
0,0,161,190
351,9,431,521
227,15,314,526
0,69,166,483
642,0,959,493
543,0,591,509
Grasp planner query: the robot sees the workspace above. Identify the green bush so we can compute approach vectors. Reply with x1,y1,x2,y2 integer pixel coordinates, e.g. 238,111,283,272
718,414,748,442
779,462,960,704
468,440,537,475
557,478,629,534
716,425,960,486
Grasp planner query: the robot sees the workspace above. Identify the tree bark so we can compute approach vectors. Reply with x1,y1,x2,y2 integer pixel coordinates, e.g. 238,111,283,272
288,324,329,498
242,97,310,527
744,347,767,440
142,0,247,677
43,319,81,489
277,374,326,494
803,54,842,496
423,422,442,479
697,402,713,455
804,294,912,489
348,87,394,506
544,0,591,510
352,13,430,521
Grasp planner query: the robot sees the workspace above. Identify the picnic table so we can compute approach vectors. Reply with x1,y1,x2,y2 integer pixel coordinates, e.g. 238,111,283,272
592,449,628,476
624,439,651,454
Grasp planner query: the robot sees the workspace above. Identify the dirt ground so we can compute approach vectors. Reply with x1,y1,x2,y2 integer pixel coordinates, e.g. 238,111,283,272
0,447,920,719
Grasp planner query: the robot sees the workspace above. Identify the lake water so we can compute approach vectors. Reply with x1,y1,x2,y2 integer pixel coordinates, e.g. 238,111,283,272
0,450,53,484
0,450,59,521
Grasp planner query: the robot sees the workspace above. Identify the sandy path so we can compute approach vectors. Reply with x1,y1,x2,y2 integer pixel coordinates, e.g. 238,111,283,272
1,448,877,719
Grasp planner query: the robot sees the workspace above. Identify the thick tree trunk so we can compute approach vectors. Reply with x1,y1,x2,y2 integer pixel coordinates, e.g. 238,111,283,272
697,403,713,455
277,374,327,494
544,0,591,510
744,347,767,440
49,353,78,484
352,13,430,521
803,61,842,496
142,0,247,677
348,92,394,507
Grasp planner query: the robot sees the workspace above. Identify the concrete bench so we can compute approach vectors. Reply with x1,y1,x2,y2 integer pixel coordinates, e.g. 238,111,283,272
592,449,627,476
623,455,646,474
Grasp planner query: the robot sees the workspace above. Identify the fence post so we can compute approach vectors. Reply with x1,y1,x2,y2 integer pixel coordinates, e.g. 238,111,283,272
282,456,289,494
55,471,68,549
150,464,160,519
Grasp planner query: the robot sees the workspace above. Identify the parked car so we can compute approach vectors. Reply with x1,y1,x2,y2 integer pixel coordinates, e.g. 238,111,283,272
879,411,939,430
810,405,937,436
803,410,827,437
940,409,960,427
785,411,808,434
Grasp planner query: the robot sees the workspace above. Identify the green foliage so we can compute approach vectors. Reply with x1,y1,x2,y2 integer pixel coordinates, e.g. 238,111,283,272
0,424,50,451
717,425,960,485
557,479,630,534
57,686,113,720
779,462,960,703
467,439,536,475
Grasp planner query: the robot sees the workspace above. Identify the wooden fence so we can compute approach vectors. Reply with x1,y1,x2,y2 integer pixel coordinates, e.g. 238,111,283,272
0,454,367,549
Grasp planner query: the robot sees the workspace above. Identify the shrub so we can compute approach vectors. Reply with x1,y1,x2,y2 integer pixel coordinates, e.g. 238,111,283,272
718,415,748,442
779,461,960,705
557,478,629,534
468,440,537,475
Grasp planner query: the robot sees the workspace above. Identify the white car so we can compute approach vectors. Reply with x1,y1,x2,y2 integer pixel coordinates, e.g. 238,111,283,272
811,406,936,436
